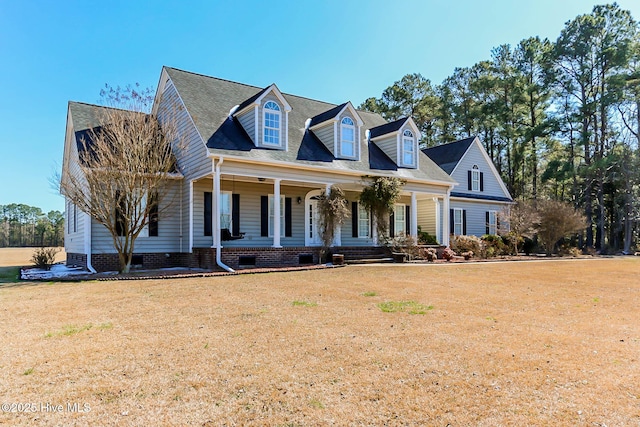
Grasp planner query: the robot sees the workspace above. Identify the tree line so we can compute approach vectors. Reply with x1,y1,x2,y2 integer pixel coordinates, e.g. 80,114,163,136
0,204,64,247
360,3,639,253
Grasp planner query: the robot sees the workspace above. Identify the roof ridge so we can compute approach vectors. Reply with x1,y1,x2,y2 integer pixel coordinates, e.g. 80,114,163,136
164,66,344,109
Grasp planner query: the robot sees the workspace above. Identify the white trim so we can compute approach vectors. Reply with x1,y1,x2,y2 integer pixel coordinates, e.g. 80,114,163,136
394,203,407,237
410,192,418,237
272,179,282,247
189,180,193,253
339,116,356,159
357,202,371,239
304,189,323,247
262,100,282,147
453,208,463,236
488,210,498,235
434,197,441,244
442,191,450,246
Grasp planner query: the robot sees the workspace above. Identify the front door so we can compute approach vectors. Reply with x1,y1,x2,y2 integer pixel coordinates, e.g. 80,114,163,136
305,191,323,246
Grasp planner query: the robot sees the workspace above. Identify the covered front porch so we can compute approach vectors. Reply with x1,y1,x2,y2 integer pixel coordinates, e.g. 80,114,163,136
186,158,451,269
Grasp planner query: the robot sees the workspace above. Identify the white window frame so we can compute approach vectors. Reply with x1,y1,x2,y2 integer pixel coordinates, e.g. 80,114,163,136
394,203,406,237
263,101,281,146
402,130,415,166
471,165,480,192
220,191,232,231
488,210,498,235
357,203,370,238
340,117,356,158
268,194,285,237
453,208,463,236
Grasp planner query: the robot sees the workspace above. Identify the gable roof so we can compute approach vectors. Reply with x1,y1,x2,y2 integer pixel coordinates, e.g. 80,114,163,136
163,67,455,185
368,117,410,139
421,136,475,174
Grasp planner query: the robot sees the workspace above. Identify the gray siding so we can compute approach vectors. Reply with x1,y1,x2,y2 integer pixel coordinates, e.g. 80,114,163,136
193,180,313,248
449,199,506,237
158,81,211,180
91,181,183,254
417,198,437,238
373,134,398,164
65,199,85,254
237,108,256,145
451,141,510,199
313,122,335,156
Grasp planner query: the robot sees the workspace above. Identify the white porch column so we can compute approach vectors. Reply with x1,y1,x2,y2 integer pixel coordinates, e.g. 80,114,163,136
273,178,282,248
410,192,418,238
212,160,221,248
189,180,194,253
325,184,341,246
442,191,450,247
433,197,441,244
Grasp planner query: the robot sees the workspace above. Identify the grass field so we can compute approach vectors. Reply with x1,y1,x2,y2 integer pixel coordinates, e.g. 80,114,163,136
1,257,639,425
0,247,65,283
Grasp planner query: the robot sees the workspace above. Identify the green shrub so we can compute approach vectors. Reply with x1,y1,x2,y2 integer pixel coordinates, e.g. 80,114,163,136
31,247,60,270
481,234,507,257
450,235,485,258
417,226,439,245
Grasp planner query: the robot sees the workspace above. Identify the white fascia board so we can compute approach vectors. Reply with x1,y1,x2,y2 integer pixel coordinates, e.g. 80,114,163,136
151,67,170,116
256,84,292,112
206,151,456,188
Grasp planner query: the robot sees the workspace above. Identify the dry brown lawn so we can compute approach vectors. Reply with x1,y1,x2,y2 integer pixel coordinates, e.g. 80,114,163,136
0,247,66,268
1,258,639,426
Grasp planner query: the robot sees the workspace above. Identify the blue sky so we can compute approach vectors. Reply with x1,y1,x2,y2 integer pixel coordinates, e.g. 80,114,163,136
1,0,639,213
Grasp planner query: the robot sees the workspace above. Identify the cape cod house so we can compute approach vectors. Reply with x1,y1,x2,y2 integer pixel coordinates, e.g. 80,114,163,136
62,67,509,272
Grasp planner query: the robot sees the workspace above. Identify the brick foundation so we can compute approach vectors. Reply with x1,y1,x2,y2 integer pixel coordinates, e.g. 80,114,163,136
68,246,390,272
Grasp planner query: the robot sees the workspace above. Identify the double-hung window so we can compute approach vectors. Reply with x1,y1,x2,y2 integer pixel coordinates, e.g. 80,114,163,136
358,203,370,238
394,204,406,236
268,194,285,237
402,130,415,166
471,165,480,191
488,210,497,235
263,101,281,146
220,191,232,230
341,117,355,158
453,208,463,236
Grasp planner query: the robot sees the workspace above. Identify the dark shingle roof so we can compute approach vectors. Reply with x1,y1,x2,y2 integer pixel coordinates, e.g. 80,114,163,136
450,191,512,203
235,86,271,112
369,117,409,139
421,136,475,174
308,102,347,128
164,67,455,184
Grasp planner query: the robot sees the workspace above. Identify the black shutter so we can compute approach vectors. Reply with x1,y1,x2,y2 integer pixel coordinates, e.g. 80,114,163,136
450,209,454,234
485,211,490,235
204,192,212,237
468,170,472,191
232,194,240,236
149,193,158,237
480,172,484,191
462,210,467,235
405,205,411,236
260,196,268,236
389,209,395,237
285,197,292,237
352,202,358,238
116,190,125,236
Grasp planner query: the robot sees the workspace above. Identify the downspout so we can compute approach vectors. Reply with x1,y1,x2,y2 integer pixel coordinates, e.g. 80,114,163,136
84,212,97,273
214,156,235,273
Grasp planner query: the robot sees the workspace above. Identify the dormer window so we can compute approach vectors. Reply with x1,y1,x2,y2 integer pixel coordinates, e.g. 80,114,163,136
402,130,415,166
340,117,355,158
263,101,281,146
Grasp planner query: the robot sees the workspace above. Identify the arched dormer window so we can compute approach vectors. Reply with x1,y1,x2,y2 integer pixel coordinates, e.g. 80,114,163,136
402,129,415,166
340,117,355,158
263,101,281,146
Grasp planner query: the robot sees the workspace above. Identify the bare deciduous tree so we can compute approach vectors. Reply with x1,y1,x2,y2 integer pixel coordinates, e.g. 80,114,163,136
318,186,350,262
59,85,183,273
499,200,539,255
536,199,586,255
